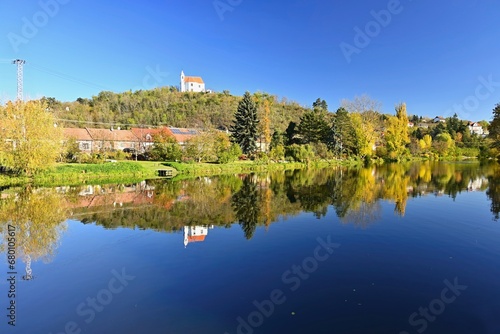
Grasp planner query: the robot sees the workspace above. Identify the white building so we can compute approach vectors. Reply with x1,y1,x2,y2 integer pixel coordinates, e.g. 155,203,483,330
180,71,205,93
468,122,484,136
183,225,214,247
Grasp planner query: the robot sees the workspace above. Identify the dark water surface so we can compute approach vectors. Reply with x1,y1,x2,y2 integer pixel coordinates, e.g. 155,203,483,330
1,162,500,334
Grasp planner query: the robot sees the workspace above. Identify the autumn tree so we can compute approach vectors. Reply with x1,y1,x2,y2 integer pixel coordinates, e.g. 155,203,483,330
258,100,272,152
0,100,62,176
150,129,182,161
230,92,259,155
384,103,410,159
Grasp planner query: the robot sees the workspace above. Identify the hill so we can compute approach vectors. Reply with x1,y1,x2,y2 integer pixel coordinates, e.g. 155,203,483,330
43,87,311,132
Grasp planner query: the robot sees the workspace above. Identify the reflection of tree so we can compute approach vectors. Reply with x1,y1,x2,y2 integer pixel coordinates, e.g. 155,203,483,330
34,161,498,238
487,168,500,221
0,187,67,279
231,175,261,240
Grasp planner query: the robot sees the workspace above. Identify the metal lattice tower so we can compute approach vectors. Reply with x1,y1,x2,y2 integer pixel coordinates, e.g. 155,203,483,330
12,59,26,101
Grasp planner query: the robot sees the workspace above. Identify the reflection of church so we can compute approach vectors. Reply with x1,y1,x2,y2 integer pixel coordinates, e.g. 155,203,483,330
183,226,214,248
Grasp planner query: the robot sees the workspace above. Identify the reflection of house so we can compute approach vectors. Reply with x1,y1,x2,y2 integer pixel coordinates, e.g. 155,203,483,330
183,225,214,247
468,122,484,136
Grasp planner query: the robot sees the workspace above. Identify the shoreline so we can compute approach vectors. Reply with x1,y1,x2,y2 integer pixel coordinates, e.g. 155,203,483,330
0,158,483,187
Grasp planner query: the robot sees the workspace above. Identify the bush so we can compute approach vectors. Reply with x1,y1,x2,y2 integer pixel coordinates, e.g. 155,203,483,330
285,144,315,163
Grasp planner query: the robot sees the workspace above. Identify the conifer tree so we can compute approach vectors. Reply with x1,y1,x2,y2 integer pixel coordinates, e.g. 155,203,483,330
489,103,500,149
230,92,259,155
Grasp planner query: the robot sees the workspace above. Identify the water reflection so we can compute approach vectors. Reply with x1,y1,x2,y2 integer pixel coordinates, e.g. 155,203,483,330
0,186,67,280
1,162,499,254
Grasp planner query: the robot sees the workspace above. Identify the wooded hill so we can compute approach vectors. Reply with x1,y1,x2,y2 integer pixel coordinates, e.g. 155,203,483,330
43,87,310,132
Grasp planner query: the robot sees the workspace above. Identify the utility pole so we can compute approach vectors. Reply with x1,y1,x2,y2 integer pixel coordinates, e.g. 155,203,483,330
12,59,26,101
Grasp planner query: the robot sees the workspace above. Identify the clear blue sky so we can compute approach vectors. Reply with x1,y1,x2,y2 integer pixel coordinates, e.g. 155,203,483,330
1,0,499,121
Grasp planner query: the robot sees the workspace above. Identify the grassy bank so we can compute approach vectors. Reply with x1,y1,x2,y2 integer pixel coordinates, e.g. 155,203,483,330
165,159,356,179
0,161,176,187
0,159,355,187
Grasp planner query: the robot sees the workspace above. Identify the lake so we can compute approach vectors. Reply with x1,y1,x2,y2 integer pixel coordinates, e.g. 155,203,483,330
1,161,500,334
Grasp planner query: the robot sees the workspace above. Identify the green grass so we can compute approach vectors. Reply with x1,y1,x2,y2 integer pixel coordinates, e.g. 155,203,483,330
0,161,177,187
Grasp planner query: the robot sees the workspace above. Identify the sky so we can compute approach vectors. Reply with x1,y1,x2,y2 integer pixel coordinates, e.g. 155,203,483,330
1,0,499,121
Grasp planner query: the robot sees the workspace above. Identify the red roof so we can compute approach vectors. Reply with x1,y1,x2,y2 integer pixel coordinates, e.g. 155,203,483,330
86,128,139,142
130,127,174,142
187,235,206,243
63,128,92,141
168,127,200,143
184,76,204,84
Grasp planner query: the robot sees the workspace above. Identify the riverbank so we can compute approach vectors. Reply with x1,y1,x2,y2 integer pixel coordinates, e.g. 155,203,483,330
0,159,358,187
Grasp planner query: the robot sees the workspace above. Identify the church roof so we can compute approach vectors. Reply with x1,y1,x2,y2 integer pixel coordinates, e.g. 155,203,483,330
184,76,204,84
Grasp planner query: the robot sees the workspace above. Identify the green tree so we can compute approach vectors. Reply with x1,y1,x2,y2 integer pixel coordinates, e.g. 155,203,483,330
230,92,259,155
489,103,500,149
297,105,330,145
231,176,261,240
0,100,62,176
312,98,328,111
331,107,355,157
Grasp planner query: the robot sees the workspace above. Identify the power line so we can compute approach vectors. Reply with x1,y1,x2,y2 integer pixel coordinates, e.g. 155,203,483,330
55,118,161,128
28,63,111,91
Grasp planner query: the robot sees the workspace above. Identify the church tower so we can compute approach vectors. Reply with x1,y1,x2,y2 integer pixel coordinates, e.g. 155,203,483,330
180,70,185,92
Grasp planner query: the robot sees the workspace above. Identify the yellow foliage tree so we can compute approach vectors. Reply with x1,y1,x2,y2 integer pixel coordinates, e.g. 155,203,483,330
0,100,62,176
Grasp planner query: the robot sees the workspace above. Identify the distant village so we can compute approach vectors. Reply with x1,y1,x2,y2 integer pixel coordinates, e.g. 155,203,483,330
59,71,489,155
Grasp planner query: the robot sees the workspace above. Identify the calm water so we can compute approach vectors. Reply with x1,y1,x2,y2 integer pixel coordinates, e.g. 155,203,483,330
1,162,500,334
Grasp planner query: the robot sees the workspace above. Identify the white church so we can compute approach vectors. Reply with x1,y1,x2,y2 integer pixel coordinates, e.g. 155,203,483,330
180,70,206,93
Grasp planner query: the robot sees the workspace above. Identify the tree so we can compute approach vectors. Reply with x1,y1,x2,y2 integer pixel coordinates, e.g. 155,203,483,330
312,98,328,112
0,100,62,176
297,108,330,145
230,92,259,155
489,103,500,149
258,100,272,152
150,130,182,161
384,103,410,159
331,107,355,157
341,94,382,113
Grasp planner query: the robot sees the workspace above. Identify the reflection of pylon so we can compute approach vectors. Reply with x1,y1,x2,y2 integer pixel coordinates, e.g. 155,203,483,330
12,59,26,101
22,254,34,281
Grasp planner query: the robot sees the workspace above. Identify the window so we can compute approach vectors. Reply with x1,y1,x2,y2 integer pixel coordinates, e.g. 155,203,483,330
81,142,90,150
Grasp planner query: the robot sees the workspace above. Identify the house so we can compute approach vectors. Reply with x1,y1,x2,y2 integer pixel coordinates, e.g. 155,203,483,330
62,128,93,153
433,116,446,123
86,128,139,152
183,225,214,248
131,127,173,152
468,122,484,136
408,122,414,128
180,71,205,93
168,127,200,145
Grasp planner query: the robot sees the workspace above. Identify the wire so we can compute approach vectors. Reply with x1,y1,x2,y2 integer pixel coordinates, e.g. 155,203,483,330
55,118,160,128
28,63,111,91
